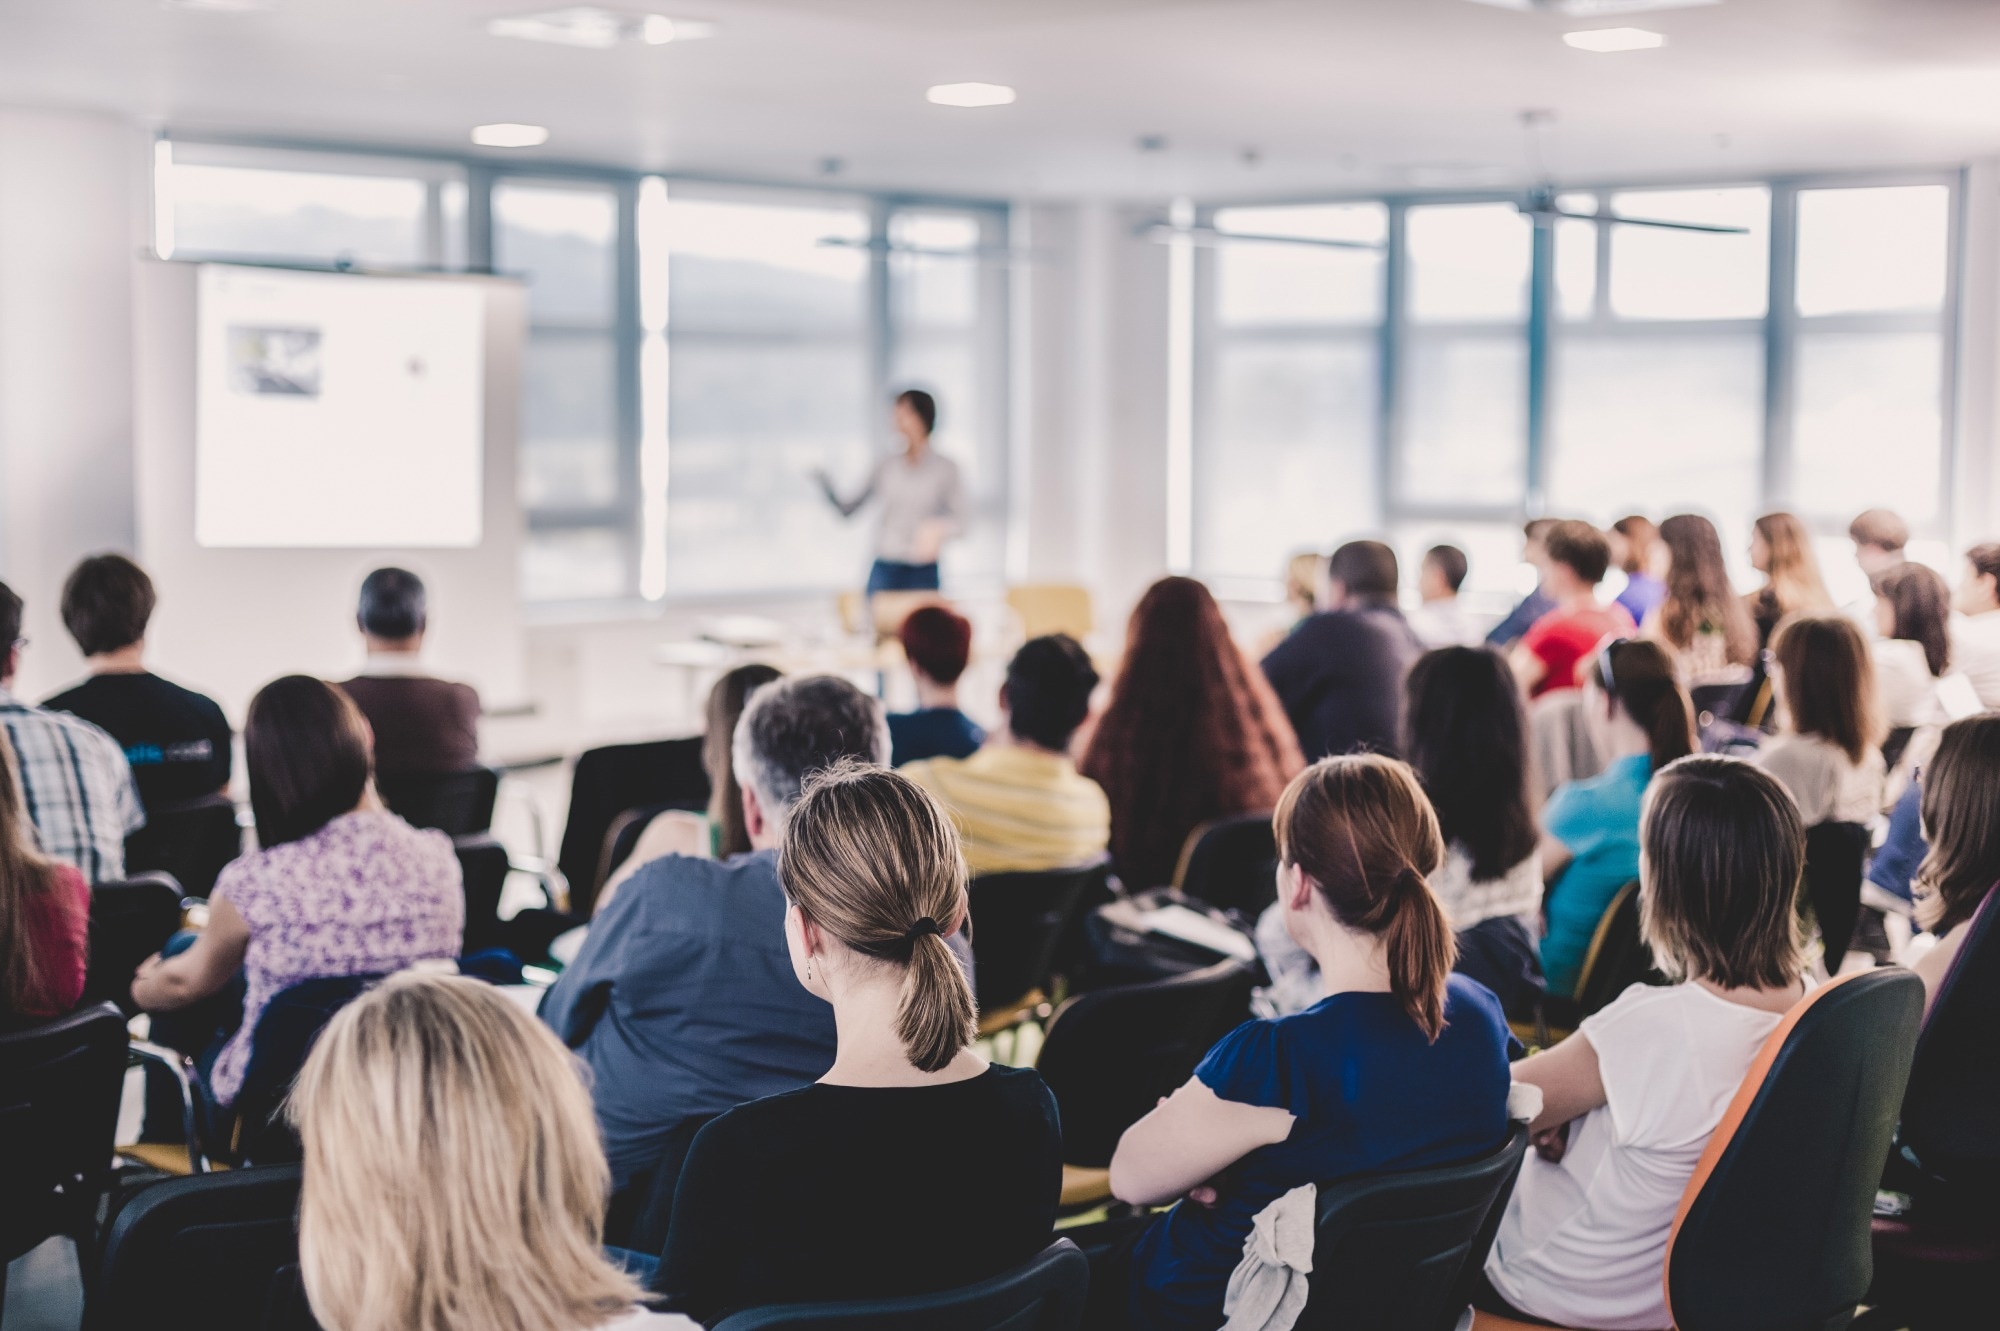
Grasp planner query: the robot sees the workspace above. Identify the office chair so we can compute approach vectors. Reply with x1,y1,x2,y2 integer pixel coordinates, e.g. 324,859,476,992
453,832,511,955
1529,880,1662,1045
374,764,501,837
82,871,186,1014
557,736,710,917
123,791,243,898
708,1238,1089,1330
228,974,384,1166
1172,811,1278,916
89,1165,304,1331
968,860,1105,1036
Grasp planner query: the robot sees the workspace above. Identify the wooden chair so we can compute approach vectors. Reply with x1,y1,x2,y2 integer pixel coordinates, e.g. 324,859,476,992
1006,584,1093,642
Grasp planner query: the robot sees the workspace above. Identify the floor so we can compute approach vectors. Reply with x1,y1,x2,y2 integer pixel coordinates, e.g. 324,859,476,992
4,1237,82,1331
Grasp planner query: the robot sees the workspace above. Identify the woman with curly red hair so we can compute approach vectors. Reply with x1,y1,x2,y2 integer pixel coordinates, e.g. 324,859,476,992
1080,577,1304,891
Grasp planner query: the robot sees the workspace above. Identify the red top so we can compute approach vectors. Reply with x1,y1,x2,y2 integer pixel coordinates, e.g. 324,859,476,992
1522,603,1637,698
15,864,90,1018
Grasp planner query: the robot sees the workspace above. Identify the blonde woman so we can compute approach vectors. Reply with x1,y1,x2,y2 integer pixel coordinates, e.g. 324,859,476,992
656,761,1062,1326
287,973,695,1331
1746,512,1836,650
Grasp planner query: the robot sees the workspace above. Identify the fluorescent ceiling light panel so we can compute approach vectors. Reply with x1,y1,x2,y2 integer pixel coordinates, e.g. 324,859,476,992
1466,0,1714,13
487,7,714,49
927,82,1017,108
471,122,550,147
160,0,270,10
1564,26,1667,50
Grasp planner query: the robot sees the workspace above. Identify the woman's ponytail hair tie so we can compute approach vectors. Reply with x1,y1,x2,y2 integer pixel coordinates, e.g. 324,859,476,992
903,916,943,943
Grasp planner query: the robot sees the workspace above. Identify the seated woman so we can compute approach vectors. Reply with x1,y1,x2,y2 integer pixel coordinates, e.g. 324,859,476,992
131,675,463,1108
0,731,89,1023
656,761,1061,1325
1909,714,2000,1007
1112,755,1515,1331
1480,756,1809,1330
1646,513,1758,690
288,972,696,1331
1539,639,1696,999
1755,615,1885,825
1873,561,1954,732
1745,511,1835,650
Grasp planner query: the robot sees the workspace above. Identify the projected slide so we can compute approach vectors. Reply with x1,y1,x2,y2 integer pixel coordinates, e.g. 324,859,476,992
196,265,486,548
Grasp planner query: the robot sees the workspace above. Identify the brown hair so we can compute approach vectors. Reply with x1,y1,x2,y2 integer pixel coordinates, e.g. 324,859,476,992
1543,520,1611,586
1273,755,1454,1040
1327,540,1399,601
1639,756,1805,991
1770,616,1882,765
1967,542,2000,588
778,761,974,1072
247,677,373,848
1588,639,1697,771
704,664,781,858
0,729,60,1014
1658,513,1757,667
1752,513,1835,621
1611,516,1658,576
61,553,156,657
1849,508,1909,554
1914,715,2000,935
1878,562,1952,677
1080,577,1304,891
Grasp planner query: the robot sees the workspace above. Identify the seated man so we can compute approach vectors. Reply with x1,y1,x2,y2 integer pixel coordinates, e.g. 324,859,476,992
540,674,883,1191
1510,520,1635,698
1261,540,1425,761
338,567,481,780
901,634,1108,875
43,554,232,810
888,604,985,767
1485,518,1558,649
0,580,143,882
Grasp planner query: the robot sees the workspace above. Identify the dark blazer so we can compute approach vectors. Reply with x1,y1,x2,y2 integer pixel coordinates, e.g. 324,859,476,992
1261,601,1424,761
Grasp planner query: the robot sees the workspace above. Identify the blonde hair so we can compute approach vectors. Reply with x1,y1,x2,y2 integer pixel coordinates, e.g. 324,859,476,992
1753,512,1835,621
778,760,974,1072
286,973,642,1331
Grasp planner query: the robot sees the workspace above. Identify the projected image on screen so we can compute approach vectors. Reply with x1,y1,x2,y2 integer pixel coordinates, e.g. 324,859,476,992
196,265,485,549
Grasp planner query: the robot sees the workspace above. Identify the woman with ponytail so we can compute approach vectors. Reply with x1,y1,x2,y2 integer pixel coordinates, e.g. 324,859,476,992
1538,638,1696,998
655,760,1060,1326
1108,755,1514,1331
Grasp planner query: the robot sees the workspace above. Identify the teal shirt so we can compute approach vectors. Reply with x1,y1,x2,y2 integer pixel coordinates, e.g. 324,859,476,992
1540,753,1652,997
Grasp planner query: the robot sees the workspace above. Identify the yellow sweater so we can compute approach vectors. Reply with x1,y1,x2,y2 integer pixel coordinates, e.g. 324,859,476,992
901,746,1111,876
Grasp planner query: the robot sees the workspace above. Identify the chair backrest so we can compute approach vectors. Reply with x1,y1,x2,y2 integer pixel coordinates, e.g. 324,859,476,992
230,975,383,1166
1665,968,1924,1331
557,737,710,915
0,1002,128,1264
123,793,243,898
709,1238,1089,1331
1572,881,1662,1019
83,872,186,1013
1035,958,1256,1166
1296,1124,1531,1331
968,862,1105,1013
601,804,672,889
1172,811,1278,916
90,1164,304,1331
1006,584,1094,641
1898,882,2000,1194
1802,821,1871,977
374,765,501,838
453,834,510,955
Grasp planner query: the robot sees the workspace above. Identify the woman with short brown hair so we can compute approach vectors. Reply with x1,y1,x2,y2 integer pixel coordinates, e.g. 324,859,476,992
1756,615,1886,826
1910,714,2000,1005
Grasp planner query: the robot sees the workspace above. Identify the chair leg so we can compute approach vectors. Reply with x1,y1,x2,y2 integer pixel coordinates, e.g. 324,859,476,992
1850,1305,1911,1331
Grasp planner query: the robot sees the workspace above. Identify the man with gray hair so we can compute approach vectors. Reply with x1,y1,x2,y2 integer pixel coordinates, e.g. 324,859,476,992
541,674,888,1195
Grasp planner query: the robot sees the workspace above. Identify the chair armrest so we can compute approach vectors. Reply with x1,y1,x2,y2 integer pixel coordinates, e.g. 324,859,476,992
126,1039,210,1175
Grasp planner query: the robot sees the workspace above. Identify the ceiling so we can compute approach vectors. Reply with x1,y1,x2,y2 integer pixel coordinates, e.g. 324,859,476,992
4,0,2000,200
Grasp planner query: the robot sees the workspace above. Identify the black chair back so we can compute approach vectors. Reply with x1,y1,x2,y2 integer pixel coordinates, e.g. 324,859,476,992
260,1264,323,1331
708,1238,1089,1330
1035,958,1256,1166
453,834,510,955
1803,821,1871,976
124,793,242,898
1898,884,2000,1198
969,862,1104,1014
83,873,185,1013
1572,880,1662,1020
0,1002,127,1266
1296,1124,1530,1331
607,1111,720,1255
603,804,673,886
375,765,501,837
1173,812,1278,917
1666,968,1923,1331
557,737,709,917
229,975,383,1166
89,1164,303,1331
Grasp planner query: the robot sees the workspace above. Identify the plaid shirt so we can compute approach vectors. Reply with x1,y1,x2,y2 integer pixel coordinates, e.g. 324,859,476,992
0,686,145,883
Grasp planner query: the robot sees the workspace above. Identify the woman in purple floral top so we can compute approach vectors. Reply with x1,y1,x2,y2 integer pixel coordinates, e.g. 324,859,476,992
133,675,463,1106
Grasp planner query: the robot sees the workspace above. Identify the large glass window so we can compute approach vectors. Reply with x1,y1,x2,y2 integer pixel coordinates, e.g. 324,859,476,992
164,145,457,269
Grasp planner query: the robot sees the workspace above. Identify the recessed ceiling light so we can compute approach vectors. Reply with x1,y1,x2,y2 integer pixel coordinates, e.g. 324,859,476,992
487,7,715,50
926,82,1017,108
471,123,550,148
1564,26,1667,51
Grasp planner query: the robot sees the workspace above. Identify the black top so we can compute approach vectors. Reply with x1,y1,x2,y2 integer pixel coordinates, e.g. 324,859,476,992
1260,602,1425,761
43,672,231,810
656,1062,1063,1325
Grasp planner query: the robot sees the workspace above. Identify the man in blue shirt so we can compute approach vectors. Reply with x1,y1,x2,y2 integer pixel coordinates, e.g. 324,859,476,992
1486,518,1559,649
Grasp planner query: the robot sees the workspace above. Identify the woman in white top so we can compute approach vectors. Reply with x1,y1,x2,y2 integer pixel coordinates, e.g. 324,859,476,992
287,972,695,1331
1872,562,1954,731
816,388,966,597
1908,714,2000,1010
1478,756,1809,1331
1756,616,1886,826
1948,542,2000,711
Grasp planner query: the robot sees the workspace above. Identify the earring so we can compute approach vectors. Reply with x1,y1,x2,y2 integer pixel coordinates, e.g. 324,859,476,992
805,958,814,983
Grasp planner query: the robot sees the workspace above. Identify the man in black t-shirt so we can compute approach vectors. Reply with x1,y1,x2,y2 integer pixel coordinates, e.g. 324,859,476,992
43,554,232,810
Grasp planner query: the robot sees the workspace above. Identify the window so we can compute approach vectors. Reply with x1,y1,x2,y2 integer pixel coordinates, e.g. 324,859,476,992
163,145,458,269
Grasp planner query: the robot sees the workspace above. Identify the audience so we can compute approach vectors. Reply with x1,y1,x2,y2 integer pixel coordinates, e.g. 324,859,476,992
1486,518,1558,648
1079,577,1303,892
1608,515,1665,627
1282,551,1322,630
0,730,89,1021
1746,512,1835,650
1755,616,1885,827
1539,639,1696,998
1950,541,2000,710
42,553,232,811
1107,755,1513,1331
540,675,880,1190
887,604,985,766
1511,520,1635,698
338,567,482,780
0,580,143,882
131,675,463,1108
902,634,1109,875
656,763,1061,1324
1479,757,1809,1330
1649,513,1758,688
287,973,697,1331
1408,543,1480,648
1262,539,1425,760
1909,715,2000,1006
1873,561,1954,731
1847,507,1910,631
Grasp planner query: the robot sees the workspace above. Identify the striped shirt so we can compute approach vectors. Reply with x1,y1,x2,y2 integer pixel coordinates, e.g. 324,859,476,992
0,686,145,883
901,745,1109,876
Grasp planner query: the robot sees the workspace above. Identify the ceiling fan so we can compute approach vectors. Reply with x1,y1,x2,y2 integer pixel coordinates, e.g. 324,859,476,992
814,235,1045,264
1510,110,1747,234
1134,219,1384,251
